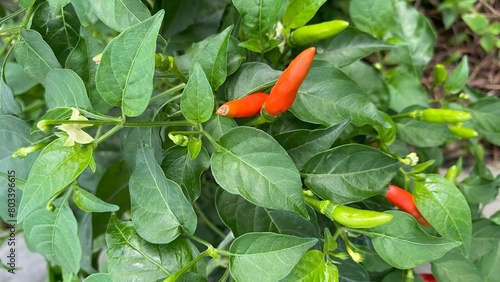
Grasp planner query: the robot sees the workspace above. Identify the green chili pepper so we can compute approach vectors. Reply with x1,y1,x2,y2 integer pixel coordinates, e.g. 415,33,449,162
331,205,393,229
433,64,447,87
444,158,462,185
408,108,471,124
290,20,349,46
448,124,478,138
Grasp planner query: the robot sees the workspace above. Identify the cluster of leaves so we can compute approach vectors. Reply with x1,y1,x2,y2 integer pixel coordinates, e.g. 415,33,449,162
0,0,499,281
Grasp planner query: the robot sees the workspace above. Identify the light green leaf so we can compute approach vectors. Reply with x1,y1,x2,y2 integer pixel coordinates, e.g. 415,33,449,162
0,77,22,116
191,25,233,90
291,61,388,128
45,69,92,110
82,273,113,282
283,0,327,29
129,147,197,244
444,56,469,94
211,127,308,218
274,118,350,170
13,29,62,84
225,62,281,100
281,250,338,282
73,187,119,213
23,201,82,274
180,63,214,124
96,11,164,117
17,138,94,222
469,97,500,146
47,0,71,17
432,249,483,282
19,0,36,8
161,146,210,202
215,189,319,238
469,221,500,262
315,28,394,67
302,144,401,204
4,62,37,95
70,0,99,27
414,174,472,256
202,114,237,154
89,0,151,32
396,118,458,147
106,216,205,282
229,232,317,282
349,0,395,38
387,68,429,112
360,211,460,269
462,13,489,35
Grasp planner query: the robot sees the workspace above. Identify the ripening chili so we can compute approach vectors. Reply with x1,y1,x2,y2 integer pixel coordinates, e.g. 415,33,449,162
216,92,269,118
331,205,393,229
290,20,349,46
263,47,316,116
408,108,471,124
386,185,430,226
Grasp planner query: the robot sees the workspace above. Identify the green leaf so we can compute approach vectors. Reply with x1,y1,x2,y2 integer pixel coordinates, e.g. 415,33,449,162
23,201,82,274
4,62,37,95
120,118,163,169
469,97,500,146
229,232,317,282
281,250,338,282
274,118,350,170
349,0,395,38
47,0,71,16
17,139,94,222
129,147,197,244
479,34,497,52
291,61,388,128
191,25,233,90
360,211,460,269
161,145,210,202
31,2,81,64
469,220,500,262
302,144,401,204
106,216,205,282
432,249,483,282
225,62,281,100
202,114,237,153
211,127,308,217
283,0,327,29
233,0,285,53
181,63,214,124
387,68,429,112
444,56,469,94
396,118,458,147
475,236,500,281
414,174,472,256
73,187,119,212
70,0,99,27
13,29,62,84
215,189,319,238
83,273,113,282
45,69,92,110
88,0,151,32
19,0,36,8
0,77,22,116
315,28,394,68
95,11,164,117
458,175,500,204
462,13,489,35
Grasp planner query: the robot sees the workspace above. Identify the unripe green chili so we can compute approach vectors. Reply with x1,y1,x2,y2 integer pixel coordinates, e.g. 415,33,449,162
408,108,472,123
216,92,269,118
331,205,393,229
263,47,316,116
448,124,478,138
290,20,349,46
433,64,447,87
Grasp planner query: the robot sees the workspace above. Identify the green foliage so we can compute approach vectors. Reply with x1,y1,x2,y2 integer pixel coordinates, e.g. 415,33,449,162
1,0,499,281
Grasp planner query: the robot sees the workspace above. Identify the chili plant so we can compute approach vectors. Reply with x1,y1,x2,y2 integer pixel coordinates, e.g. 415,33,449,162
0,0,499,281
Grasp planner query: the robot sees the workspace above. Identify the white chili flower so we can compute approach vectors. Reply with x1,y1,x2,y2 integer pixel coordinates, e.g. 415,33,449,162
57,108,94,147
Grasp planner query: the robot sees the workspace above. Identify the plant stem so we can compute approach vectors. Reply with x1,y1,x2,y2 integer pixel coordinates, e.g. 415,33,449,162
151,83,185,102
164,249,211,282
94,124,123,145
194,202,226,239
217,267,231,282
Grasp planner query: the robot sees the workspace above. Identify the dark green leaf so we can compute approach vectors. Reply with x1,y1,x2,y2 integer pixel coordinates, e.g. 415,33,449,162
414,174,472,256
229,232,317,282
396,119,458,147
387,69,429,112
73,187,119,212
211,127,308,217
17,138,94,222
469,98,500,146
315,28,394,68
283,0,327,28
161,145,210,202
23,201,82,274
95,11,164,117
225,62,281,100
181,63,214,124
202,114,237,153
274,118,350,170
45,69,92,110
349,0,395,38
89,0,150,31
302,144,401,204
0,77,22,116
281,250,338,281
215,189,319,238
360,211,460,269
444,56,469,94
129,147,197,244
13,29,62,84
469,220,500,262
190,25,233,90
121,124,163,169
291,61,388,128
431,249,482,282
458,175,500,204
106,216,205,281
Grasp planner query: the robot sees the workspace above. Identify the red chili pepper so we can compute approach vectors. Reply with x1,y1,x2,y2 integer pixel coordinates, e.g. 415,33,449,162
386,185,430,227
419,273,437,282
216,92,269,118
263,47,315,116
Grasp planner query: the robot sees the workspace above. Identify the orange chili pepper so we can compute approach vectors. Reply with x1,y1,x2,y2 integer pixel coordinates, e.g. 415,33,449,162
216,92,269,118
